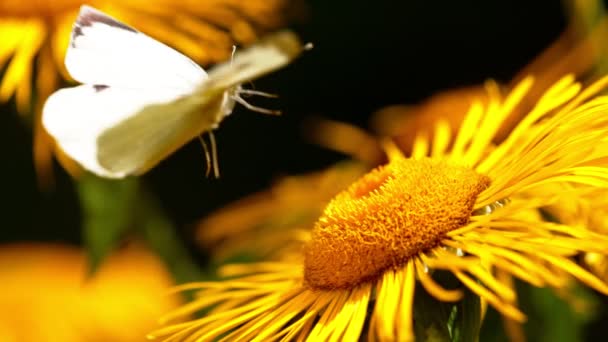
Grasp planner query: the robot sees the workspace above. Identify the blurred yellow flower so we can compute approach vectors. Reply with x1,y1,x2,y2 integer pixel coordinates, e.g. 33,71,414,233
371,14,608,155
0,0,292,185
0,242,182,342
196,161,370,261
149,74,608,341
540,185,608,280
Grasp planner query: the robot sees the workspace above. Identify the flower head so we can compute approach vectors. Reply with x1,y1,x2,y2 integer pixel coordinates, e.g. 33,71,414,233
150,74,608,341
371,14,608,156
540,185,608,280
304,157,490,289
196,161,369,261
0,242,182,342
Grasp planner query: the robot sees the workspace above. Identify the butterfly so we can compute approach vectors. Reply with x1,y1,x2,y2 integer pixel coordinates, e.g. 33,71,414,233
43,5,304,179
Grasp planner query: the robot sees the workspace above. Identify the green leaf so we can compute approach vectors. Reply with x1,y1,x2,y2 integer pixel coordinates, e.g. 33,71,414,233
413,282,453,342
77,174,206,286
413,270,482,342
450,285,482,342
478,307,509,342
480,280,600,342
135,189,206,284
518,281,599,342
77,174,139,274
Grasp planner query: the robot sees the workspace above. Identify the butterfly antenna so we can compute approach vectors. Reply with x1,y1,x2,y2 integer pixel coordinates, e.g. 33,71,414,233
208,131,220,178
230,45,237,66
197,133,220,178
197,135,212,177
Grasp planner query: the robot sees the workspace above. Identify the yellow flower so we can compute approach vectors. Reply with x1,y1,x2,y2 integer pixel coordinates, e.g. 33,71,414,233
196,161,370,261
0,242,182,342
0,0,292,184
582,196,608,278
540,185,608,280
149,74,608,341
371,13,608,155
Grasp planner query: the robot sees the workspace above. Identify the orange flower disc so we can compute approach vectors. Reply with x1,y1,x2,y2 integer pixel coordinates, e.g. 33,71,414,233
304,157,490,289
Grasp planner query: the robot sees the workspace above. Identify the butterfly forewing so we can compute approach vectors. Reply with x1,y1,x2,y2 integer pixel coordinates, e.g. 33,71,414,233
66,5,206,92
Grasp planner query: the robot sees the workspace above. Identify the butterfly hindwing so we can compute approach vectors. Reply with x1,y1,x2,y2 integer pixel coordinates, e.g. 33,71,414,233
95,91,229,176
43,84,201,178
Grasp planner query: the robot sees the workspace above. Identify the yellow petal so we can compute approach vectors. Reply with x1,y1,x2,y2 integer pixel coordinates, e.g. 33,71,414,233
0,19,45,104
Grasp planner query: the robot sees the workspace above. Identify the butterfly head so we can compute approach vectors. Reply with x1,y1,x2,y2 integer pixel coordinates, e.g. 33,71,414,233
220,85,239,117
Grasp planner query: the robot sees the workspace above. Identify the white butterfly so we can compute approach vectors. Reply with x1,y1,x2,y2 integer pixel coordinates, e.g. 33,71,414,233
43,5,304,179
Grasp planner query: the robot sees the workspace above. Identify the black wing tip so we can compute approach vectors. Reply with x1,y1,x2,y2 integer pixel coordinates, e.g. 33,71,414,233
92,84,110,92
77,6,136,32
73,5,136,35
71,5,137,47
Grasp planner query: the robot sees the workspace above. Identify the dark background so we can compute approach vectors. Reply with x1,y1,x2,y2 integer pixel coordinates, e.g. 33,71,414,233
8,0,607,340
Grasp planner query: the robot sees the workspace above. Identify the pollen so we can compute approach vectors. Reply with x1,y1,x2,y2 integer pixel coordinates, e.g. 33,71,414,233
303,157,491,289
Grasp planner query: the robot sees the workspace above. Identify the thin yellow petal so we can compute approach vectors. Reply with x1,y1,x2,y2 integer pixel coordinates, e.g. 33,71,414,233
415,258,464,302
306,291,350,340
51,12,77,80
477,76,580,174
465,77,533,167
277,292,333,342
450,101,484,160
454,271,526,322
15,53,32,113
330,284,371,342
374,270,399,340
237,290,314,342
467,265,516,302
0,22,23,67
411,132,429,159
0,19,45,104
538,253,608,294
397,261,416,342
382,138,405,162
431,119,451,158
442,239,545,287
33,42,60,188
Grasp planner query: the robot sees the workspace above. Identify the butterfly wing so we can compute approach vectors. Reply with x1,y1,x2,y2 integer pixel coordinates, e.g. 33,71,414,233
43,5,214,178
202,30,304,92
45,5,305,178
66,5,206,92
95,91,225,177
95,30,305,177
43,84,211,178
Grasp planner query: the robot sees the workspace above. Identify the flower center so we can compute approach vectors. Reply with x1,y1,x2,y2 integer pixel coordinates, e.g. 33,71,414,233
303,157,491,289
0,0,81,17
